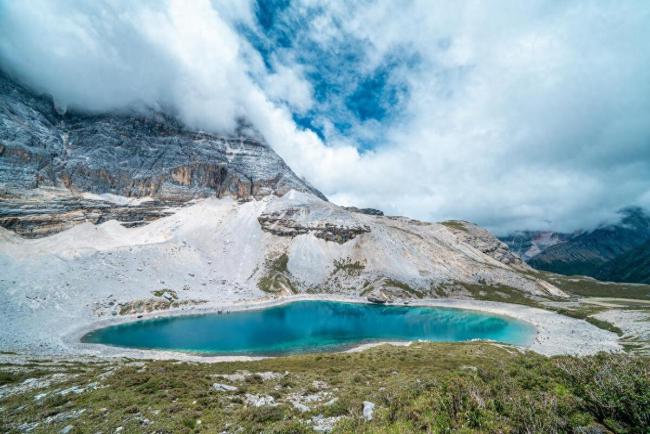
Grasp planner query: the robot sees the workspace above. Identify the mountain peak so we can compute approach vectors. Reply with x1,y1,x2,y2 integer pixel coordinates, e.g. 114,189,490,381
0,71,325,202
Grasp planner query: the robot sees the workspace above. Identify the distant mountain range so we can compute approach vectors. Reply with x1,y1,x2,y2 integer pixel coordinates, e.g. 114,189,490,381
501,207,650,284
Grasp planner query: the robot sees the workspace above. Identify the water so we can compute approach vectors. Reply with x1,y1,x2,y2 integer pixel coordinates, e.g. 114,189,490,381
82,301,535,355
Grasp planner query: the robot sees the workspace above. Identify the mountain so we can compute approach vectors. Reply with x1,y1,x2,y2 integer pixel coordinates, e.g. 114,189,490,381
0,71,325,237
596,240,650,284
499,230,574,261
500,207,650,283
0,71,566,353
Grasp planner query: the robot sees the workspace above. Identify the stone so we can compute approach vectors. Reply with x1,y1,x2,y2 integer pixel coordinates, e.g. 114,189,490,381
212,383,238,392
363,401,375,421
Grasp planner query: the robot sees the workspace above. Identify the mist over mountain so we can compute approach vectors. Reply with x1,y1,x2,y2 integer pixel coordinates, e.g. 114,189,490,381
501,207,650,283
2,0,649,234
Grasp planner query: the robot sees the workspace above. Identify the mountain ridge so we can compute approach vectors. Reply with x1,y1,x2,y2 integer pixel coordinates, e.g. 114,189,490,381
501,207,650,284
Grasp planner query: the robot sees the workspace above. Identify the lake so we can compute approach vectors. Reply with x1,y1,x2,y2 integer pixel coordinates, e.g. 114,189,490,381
82,300,535,355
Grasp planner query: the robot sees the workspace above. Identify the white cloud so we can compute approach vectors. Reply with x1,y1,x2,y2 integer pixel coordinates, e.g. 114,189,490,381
1,0,649,234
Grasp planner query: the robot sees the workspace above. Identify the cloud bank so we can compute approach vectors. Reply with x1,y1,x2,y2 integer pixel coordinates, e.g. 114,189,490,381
1,0,649,234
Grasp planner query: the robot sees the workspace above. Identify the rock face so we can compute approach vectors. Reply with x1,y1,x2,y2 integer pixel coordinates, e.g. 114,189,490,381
0,71,324,202
258,207,370,244
0,193,184,238
441,220,527,269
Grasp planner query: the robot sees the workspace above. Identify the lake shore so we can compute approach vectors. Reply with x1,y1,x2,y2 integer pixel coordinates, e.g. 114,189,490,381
61,294,621,362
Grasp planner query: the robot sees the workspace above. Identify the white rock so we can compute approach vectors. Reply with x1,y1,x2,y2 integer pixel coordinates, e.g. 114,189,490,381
244,393,276,407
212,383,238,392
363,401,375,421
311,415,343,433
293,402,310,413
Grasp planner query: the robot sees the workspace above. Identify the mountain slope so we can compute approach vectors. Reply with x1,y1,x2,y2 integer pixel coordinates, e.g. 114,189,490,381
0,71,566,355
507,207,650,278
596,240,650,284
0,71,324,201
499,230,573,261
1,70,326,237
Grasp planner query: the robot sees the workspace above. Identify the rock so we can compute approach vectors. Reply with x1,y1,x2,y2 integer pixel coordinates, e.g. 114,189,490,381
0,71,325,237
60,425,73,434
367,291,389,304
212,383,238,392
311,415,343,433
244,393,276,407
343,206,384,216
258,207,370,244
363,401,375,421
442,220,526,268
293,402,311,413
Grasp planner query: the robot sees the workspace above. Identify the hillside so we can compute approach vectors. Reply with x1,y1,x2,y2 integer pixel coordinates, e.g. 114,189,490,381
596,240,650,284
0,72,572,356
500,207,650,284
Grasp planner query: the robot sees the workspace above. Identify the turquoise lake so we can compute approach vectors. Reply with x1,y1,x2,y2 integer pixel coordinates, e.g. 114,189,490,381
82,301,535,355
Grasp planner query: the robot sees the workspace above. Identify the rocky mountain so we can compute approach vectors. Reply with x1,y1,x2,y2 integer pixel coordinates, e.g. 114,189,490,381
0,70,324,236
501,207,650,283
0,71,567,353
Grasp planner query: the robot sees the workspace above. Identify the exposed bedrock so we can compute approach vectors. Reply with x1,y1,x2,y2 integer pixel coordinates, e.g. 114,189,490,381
0,71,325,203
258,207,371,244
0,194,184,238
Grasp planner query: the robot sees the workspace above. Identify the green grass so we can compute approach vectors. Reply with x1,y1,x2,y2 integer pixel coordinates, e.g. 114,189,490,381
1,343,648,433
384,279,425,298
454,282,627,336
546,274,650,300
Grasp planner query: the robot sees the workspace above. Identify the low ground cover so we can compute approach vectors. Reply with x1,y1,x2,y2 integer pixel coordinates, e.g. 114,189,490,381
1,343,647,433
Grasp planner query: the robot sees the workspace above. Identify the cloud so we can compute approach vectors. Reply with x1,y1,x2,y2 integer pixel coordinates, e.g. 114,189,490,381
1,0,649,234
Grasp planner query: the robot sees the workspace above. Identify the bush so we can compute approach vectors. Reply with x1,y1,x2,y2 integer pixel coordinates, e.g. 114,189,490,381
557,353,650,432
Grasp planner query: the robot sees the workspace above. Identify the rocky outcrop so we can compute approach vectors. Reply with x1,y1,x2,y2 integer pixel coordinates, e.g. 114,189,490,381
441,220,527,268
342,206,384,216
258,208,370,244
0,71,324,203
0,194,183,238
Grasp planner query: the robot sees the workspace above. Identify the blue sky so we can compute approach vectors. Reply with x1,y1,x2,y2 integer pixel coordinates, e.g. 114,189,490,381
1,0,649,233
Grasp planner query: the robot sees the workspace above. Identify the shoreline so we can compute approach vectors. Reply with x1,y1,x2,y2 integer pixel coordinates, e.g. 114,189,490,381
62,294,622,362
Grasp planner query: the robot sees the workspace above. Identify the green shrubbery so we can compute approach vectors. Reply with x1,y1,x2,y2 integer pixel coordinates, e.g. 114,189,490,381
1,343,648,433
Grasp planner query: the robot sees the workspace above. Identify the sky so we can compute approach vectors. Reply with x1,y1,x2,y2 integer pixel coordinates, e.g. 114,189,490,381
1,0,649,234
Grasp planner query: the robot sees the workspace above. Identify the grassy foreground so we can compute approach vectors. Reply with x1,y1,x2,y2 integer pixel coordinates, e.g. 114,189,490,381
1,343,648,433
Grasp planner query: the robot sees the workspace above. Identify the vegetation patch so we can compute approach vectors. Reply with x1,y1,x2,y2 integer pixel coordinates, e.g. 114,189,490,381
546,274,650,300
440,220,469,232
258,253,296,294
151,288,178,300
384,279,425,298
118,298,206,315
332,257,365,277
0,343,648,433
